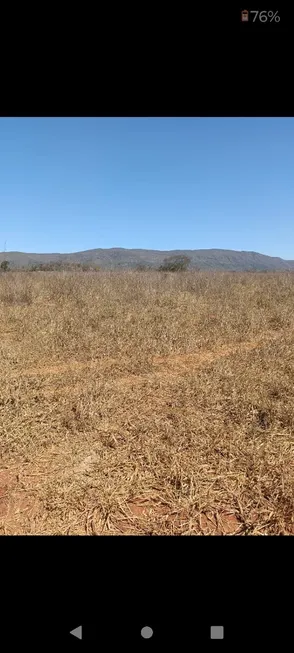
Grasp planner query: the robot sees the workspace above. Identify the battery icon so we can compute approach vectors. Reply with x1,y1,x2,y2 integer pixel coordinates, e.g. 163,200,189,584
241,9,249,21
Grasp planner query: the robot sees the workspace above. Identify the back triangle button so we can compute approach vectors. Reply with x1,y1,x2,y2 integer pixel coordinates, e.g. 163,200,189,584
70,626,82,640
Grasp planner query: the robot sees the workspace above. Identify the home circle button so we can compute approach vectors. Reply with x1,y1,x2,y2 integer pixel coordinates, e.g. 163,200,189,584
141,626,154,639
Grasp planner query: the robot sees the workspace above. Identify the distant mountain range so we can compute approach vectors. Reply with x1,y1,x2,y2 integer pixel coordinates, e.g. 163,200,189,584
1,248,294,271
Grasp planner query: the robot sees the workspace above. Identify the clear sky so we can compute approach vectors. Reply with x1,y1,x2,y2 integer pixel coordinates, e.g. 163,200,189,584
0,117,293,259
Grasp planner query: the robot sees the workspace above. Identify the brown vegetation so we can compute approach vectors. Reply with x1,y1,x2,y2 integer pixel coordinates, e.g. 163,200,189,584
0,269,293,535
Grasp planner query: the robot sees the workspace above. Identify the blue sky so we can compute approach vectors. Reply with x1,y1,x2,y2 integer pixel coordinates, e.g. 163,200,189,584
0,117,293,259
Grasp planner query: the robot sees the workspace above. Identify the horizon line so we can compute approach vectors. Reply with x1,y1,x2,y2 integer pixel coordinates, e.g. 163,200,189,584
0,246,293,261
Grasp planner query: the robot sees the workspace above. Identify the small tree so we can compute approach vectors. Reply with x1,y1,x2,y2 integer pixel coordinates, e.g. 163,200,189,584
158,255,191,272
0,260,10,272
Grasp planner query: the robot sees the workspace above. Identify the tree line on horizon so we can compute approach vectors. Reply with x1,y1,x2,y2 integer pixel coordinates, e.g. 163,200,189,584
1,255,290,274
0,255,193,273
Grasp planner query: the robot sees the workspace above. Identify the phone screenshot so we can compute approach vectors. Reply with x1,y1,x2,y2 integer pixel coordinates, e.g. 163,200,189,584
0,10,292,648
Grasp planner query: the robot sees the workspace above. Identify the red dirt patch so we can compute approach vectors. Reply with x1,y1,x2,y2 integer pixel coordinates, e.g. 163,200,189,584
0,468,41,532
117,499,243,535
0,471,11,519
199,512,242,535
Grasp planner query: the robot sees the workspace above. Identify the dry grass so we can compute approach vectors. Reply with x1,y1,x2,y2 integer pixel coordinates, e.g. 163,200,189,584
0,269,293,535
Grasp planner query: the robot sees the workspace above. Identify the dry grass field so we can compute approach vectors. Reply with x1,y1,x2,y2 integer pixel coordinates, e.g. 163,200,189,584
0,269,293,535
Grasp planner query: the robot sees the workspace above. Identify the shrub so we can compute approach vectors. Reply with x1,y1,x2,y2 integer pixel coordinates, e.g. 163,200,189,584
0,260,10,272
158,255,191,272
